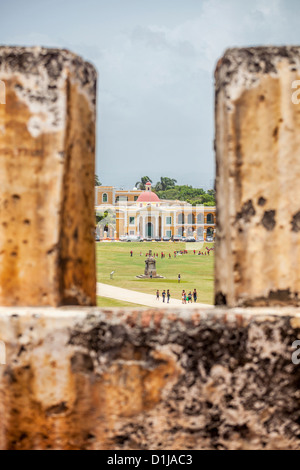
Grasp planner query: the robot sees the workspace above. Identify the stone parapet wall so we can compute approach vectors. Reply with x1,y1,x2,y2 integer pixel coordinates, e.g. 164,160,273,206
0,307,300,450
1,45,300,450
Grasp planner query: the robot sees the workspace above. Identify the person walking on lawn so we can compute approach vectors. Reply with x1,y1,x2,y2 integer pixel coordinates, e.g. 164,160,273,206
167,290,171,303
162,290,166,303
156,290,159,301
193,289,197,303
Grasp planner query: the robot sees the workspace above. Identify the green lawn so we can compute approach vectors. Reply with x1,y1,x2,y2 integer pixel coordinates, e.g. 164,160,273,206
97,296,146,308
96,242,214,305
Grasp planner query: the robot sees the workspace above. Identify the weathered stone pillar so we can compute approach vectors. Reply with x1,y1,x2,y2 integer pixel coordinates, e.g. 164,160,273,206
0,47,97,306
215,47,300,307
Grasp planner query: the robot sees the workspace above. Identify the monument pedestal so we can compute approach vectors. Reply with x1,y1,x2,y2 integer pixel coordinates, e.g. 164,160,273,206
136,250,165,279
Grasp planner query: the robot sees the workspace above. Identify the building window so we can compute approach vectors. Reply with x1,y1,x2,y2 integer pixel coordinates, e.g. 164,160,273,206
129,230,135,236
134,196,138,201
129,217,135,225
197,227,204,238
166,230,172,238
102,193,108,203
197,213,204,224
116,196,128,203
207,214,214,224
178,213,184,224
188,214,195,225
166,217,172,225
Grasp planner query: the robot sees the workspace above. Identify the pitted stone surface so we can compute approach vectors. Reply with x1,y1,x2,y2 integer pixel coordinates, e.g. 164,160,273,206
0,47,97,306
215,47,300,307
0,307,300,449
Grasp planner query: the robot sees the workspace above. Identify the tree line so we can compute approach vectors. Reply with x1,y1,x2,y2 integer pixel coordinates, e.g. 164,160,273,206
95,174,216,206
135,176,215,206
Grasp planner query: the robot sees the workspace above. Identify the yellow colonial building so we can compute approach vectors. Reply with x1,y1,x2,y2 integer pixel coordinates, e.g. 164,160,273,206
95,183,216,240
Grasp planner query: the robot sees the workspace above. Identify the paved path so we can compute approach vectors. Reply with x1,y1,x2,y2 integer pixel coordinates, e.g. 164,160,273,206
97,282,213,309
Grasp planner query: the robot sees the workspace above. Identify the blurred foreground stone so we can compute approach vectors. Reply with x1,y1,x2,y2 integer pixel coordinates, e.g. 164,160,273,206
0,47,97,306
215,47,300,307
0,307,300,450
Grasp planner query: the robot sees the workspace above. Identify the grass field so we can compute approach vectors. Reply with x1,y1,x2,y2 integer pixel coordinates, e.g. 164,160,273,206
96,242,214,305
96,296,145,308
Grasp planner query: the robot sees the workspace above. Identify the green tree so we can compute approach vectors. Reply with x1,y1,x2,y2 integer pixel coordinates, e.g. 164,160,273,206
95,174,101,187
155,185,216,206
95,209,116,230
155,177,177,191
135,176,152,190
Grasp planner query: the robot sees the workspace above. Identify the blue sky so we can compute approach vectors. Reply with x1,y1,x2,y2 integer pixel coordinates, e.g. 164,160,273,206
1,0,300,189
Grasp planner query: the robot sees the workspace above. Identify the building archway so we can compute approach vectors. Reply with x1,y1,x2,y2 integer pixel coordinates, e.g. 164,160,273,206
207,213,214,224
178,213,184,225
187,214,195,225
146,222,154,238
197,213,204,224
197,227,204,238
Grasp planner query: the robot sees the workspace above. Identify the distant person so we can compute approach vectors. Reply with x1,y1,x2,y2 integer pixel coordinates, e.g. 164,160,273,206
188,292,192,303
178,274,181,283
162,290,166,303
130,250,133,257
182,290,185,304
156,290,159,301
167,290,171,303
193,289,197,303
150,272,153,279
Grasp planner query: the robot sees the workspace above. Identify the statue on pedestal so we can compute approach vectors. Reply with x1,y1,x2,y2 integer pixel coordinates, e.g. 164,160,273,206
136,250,164,279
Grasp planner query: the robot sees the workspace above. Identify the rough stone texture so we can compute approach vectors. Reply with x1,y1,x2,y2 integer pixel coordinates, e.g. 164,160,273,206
0,47,97,306
215,47,300,307
2,45,300,451
0,307,300,450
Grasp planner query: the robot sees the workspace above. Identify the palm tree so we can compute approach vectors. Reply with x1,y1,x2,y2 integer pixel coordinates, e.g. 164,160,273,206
135,176,152,190
155,177,177,191
96,209,116,230
95,174,101,187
